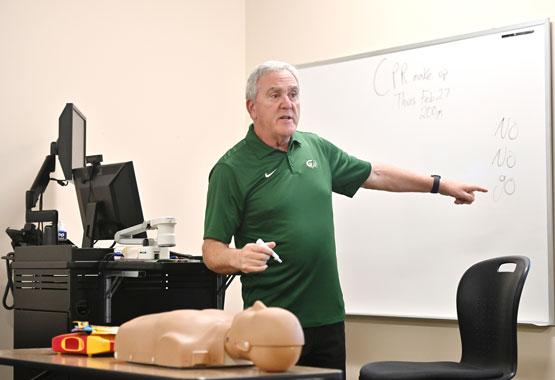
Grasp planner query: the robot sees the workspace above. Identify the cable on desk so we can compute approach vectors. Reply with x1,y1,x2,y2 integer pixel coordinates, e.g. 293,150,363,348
1,251,15,310
28,369,52,380
97,252,118,274
170,251,202,261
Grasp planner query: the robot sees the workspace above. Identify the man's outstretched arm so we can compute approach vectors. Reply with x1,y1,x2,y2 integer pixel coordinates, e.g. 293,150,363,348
362,163,488,204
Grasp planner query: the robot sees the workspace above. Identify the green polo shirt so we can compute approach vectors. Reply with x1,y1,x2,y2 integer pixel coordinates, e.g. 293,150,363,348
203,124,371,327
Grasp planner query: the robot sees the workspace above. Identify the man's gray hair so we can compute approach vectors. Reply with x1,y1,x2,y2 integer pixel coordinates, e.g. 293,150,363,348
245,61,300,101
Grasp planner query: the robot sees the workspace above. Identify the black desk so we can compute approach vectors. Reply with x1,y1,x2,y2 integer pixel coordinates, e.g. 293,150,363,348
0,348,342,380
12,245,223,332
12,245,225,380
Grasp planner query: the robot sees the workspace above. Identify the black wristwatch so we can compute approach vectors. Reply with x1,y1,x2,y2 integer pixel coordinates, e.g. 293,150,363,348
431,175,441,193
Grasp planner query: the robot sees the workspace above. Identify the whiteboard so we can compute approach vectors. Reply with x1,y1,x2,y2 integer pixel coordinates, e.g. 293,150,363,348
298,20,553,325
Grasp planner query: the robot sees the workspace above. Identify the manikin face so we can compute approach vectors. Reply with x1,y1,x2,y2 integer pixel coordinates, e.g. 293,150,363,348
224,301,304,372
247,70,300,144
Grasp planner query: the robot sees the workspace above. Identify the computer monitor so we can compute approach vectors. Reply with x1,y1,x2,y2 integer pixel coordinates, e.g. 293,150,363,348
73,161,144,247
58,103,86,180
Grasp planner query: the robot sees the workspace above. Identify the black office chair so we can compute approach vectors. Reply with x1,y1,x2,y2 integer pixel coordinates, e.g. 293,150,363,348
359,255,530,380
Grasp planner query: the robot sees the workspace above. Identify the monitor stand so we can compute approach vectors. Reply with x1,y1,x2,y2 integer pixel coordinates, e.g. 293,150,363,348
82,201,98,248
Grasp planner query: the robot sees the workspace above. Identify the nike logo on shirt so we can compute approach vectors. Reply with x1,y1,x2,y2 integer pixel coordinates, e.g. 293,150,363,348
265,169,277,178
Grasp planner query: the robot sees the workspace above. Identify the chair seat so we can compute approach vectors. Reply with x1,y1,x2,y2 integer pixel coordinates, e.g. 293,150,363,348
359,361,504,380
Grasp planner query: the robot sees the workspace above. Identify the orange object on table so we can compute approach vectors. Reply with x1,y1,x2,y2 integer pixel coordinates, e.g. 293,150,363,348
52,322,117,356
52,332,115,356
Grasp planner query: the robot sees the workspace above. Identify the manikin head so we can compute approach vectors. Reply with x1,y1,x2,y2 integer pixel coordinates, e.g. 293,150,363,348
225,301,304,372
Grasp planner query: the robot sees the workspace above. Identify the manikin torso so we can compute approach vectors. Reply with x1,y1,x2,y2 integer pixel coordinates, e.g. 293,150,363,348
114,301,304,372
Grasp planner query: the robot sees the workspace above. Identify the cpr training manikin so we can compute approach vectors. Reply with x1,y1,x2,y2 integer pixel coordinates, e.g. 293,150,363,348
115,301,304,372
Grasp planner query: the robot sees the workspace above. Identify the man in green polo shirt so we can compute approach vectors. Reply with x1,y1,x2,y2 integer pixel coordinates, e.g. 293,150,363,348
202,61,487,376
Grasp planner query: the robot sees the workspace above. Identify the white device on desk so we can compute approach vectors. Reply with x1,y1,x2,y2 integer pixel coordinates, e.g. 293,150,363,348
114,217,177,260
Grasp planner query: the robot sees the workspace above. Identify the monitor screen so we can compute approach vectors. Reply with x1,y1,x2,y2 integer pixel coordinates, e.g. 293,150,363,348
73,161,144,247
58,103,86,180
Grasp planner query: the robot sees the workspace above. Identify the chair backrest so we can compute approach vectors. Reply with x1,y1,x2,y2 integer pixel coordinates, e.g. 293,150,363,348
457,255,530,377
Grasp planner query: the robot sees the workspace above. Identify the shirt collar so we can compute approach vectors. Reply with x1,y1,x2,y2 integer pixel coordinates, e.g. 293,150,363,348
245,124,302,159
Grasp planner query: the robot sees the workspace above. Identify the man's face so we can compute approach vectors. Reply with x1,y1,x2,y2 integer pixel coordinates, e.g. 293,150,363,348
247,70,300,141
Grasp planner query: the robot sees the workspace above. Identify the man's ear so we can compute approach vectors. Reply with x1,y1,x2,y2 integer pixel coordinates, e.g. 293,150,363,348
246,99,256,120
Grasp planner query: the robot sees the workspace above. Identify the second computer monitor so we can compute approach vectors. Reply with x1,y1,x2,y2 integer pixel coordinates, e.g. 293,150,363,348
73,161,144,247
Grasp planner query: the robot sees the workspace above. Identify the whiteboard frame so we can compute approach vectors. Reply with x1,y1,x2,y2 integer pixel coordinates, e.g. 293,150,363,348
298,19,553,325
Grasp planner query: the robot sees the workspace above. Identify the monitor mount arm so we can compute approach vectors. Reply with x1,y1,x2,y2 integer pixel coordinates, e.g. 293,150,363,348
114,217,177,260
24,142,59,245
80,154,104,248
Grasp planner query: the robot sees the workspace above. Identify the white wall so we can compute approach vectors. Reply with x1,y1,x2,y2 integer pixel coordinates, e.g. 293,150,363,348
245,0,555,379
0,0,245,378
2,1,555,380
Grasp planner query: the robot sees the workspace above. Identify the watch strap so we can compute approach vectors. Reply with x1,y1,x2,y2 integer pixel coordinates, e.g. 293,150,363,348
431,175,441,193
